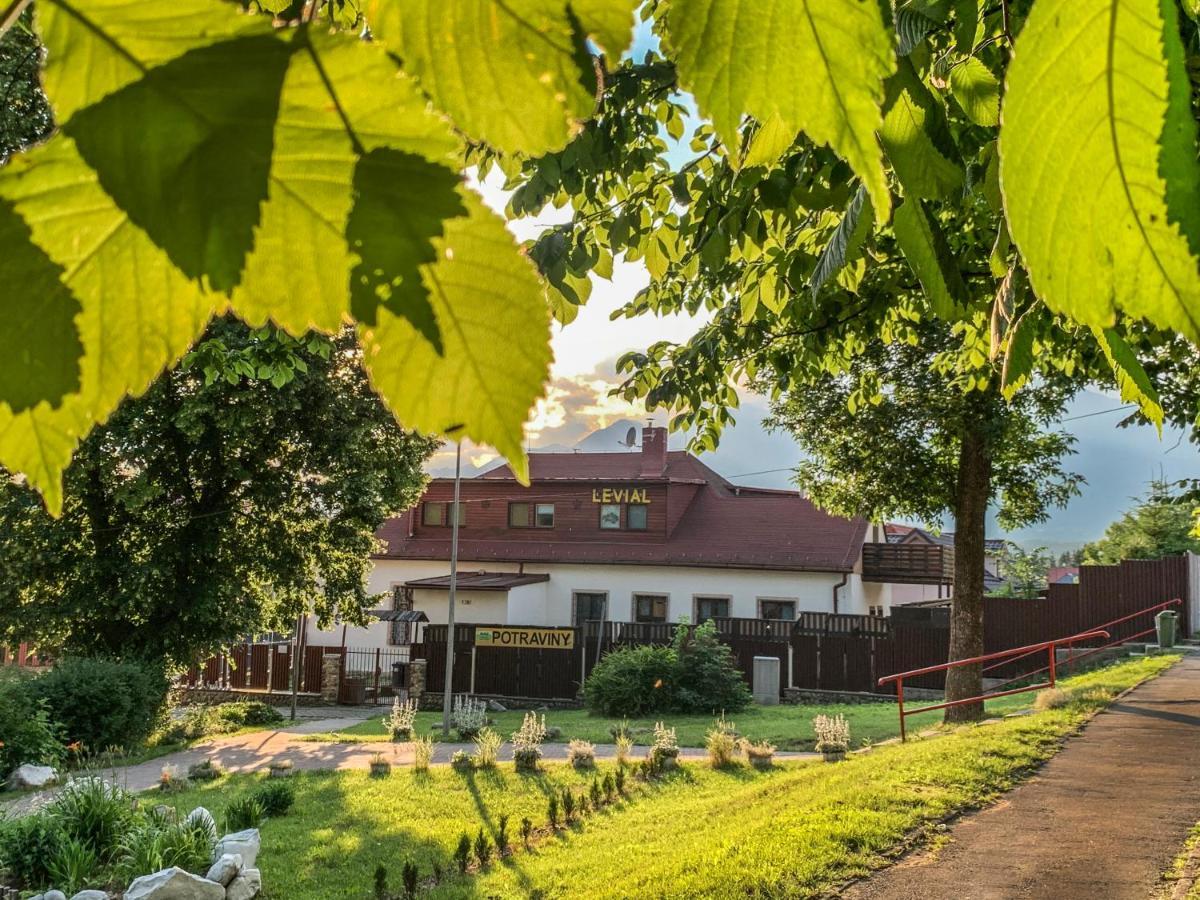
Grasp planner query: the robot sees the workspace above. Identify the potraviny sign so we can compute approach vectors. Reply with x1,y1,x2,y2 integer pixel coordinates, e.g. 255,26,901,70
474,627,576,650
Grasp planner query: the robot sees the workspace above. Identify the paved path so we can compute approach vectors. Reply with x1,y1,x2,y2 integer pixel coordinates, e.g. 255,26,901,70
844,654,1200,900
3,717,813,814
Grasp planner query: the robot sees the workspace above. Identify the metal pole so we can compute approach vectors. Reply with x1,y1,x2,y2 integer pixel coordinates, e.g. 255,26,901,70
592,596,607,676
289,613,304,722
441,442,463,737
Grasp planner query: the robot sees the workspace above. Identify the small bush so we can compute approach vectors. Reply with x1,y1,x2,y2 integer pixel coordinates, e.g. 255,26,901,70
743,739,776,769
520,816,533,848
0,810,65,886
27,657,169,752
187,759,223,781
453,832,471,873
473,827,492,867
496,814,510,855
401,858,419,898
385,697,419,741
412,736,434,772
114,818,213,884
0,671,65,779
561,789,576,822
813,713,851,755
251,779,295,817
547,794,559,828
567,738,596,769
589,777,603,808
46,833,100,895
473,728,502,768
602,772,616,802
452,695,488,739
450,749,473,773
615,733,634,766
223,795,264,832
672,621,752,714
215,700,284,728
51,777,137,862
705,715,739,768
615,767,626,795
649,722,680,772
582,644,677,717
1034,687,1070,710
511,712,547,772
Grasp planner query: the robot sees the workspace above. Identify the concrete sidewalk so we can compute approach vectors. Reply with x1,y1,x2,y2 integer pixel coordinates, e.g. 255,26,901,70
844,654,1200,900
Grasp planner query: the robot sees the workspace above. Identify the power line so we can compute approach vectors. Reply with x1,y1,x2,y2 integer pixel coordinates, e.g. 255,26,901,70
1060,404,1136,423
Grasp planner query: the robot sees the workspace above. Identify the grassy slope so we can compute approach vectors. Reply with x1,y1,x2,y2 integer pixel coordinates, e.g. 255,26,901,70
164,655,1176,900
308,682,1072,750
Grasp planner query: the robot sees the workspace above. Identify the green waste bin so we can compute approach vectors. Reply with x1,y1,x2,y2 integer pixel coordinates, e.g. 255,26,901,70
1155,610,1179,649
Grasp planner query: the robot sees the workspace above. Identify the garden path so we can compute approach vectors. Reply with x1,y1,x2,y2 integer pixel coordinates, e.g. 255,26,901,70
843,654,1200,899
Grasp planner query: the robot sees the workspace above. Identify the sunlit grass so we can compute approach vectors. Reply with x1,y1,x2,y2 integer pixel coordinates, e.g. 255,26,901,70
163,655,1176,899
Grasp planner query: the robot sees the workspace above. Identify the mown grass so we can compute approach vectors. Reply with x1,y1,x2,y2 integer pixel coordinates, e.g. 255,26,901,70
305,675,1086,750
163,655,1176,899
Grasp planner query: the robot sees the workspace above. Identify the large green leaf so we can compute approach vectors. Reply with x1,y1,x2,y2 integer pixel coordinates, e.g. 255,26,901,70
358,189,551,483
879,60,963,200
569,0,638,55
892,197,967,318
232,30,463,335
1001,0,1200,339
0,140,217,512
810,184,872,298
949,56,999,127
36,0,262,124
363,0,621,155
1093,327,1164,431
664,0,895,223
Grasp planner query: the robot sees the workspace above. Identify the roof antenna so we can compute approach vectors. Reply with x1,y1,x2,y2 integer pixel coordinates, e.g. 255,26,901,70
618,426,638,451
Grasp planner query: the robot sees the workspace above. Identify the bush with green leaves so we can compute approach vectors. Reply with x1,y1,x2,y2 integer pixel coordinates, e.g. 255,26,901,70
26,657,170,752
158,700,284,744
223,795,264,833
251,779,295,817
50,777,138,864
583,621,751,717
0,671,65,779
0,809,66,887
114,817,213,885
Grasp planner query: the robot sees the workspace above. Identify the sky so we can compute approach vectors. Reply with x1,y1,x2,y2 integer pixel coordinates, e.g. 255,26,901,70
430,20,1199,551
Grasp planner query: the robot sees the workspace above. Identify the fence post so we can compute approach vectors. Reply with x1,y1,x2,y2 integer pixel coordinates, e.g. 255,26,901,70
787,641,795,690
374,648,381,705
469,645,477,696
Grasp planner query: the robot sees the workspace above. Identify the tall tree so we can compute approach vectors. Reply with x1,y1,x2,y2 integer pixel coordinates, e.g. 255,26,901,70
0,7,50,162
0,319,436,663
1081,480,1200,564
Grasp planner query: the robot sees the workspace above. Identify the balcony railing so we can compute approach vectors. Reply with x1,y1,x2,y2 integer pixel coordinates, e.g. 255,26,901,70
861,543,955,585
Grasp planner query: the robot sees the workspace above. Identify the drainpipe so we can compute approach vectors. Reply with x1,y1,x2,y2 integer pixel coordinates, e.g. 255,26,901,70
832,573,848,615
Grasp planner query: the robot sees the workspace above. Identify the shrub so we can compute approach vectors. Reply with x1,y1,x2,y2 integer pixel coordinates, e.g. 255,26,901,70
520,816,533,848
46,833,100,895
27,657,169,752
473,827,492,867
547,794,559,828
223,795,264,832
452,695,488,739
251,779,295,817
813,713,851,755
0,672,65,779
649,722,679,772
615,767,626,794
412,736,434,772
1034,687,1071,710
401,858,419,898
511,712,547,772
187,759,223,781
615,733,634,766
213,700,283,729
453,832,471,873
450,749,473,773
496,814,510,855
602,772,616,802
590,777,603,808
743,739,776,769
705,715,739,768
114,818,213,883
672,621,752,714
561,789,576,822
582,644,677,717
51,777,137,862
385,697,419,741
567,739,596,769
373,863,388,899
473,728,502,768
0,810,65,887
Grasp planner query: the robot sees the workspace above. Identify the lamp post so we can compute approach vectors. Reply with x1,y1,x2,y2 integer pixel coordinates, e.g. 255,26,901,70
441,441,462,737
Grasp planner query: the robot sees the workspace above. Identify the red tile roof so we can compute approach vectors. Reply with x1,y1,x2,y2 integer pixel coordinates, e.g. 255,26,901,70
377,449,868,573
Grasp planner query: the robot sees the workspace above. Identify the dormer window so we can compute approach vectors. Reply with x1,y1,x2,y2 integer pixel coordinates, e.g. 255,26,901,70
423,501,465,527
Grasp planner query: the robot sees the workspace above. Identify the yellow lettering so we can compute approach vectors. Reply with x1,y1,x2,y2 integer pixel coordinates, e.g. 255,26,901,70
592,489,600,503
602,488,613,503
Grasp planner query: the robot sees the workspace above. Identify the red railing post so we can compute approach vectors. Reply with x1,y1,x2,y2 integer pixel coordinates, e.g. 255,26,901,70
897,678,907,742
1048,642,1057,687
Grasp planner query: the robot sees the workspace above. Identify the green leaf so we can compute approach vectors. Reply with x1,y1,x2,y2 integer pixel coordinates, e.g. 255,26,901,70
879,59,964,200
36,0,263,124
953,0,979,52
740,113,797,170
358,188,551,483
949,57,999,126
0,140,216,512
1093,327,1164,431
892,197,968,318
568,0,638,55
364,0,614,155
1001,0,1200,340
1000,309,1034,400
0,198,82,412
232,30,463,335
664,0,895,223
810,184,872,298
895,8,937,55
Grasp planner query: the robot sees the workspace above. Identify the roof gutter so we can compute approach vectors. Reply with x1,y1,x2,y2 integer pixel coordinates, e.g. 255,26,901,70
832,573,848,615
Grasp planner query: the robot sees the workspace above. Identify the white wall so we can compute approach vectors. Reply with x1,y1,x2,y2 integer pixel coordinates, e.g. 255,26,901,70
412,589,509,625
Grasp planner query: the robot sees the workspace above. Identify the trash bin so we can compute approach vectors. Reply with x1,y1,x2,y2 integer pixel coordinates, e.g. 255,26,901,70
391,661,407,689
339,676,367,705
1156,609,1179,649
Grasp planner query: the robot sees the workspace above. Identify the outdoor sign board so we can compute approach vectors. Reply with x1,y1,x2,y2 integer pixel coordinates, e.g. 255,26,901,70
474,627,576,650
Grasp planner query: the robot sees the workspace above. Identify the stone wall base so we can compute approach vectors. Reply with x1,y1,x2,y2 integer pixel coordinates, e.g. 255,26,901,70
179,687,329,707
783,686,943,705
419,692,583,711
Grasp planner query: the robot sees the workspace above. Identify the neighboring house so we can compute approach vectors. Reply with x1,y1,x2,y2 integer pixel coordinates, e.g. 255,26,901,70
1048,566,1080,585
308,427,954,648
878,525,1008,605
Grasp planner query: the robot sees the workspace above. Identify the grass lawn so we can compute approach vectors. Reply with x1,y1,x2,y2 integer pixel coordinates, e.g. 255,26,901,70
305,677,1083,750
165,655,1177,899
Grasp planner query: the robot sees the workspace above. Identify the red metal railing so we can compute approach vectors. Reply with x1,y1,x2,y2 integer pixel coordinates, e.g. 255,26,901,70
877,629,1110,741
980,598,1183,692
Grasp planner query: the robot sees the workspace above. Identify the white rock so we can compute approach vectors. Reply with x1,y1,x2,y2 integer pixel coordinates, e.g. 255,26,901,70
124,867,225,900
43,891,67,900
9,764,56,788
184,807,218,844
224,867,261,900
214,829,260,869
205,853,243,887
487,699,507,711
70,891,109,900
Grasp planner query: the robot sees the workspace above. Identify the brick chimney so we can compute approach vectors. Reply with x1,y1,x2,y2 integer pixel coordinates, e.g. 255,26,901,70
640,426,668,477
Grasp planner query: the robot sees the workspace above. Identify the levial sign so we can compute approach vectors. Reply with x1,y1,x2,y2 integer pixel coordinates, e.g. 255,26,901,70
475,627,576,650
590,487,651,503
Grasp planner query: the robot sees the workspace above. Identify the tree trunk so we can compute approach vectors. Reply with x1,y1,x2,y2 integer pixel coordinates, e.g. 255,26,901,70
944,419,992,723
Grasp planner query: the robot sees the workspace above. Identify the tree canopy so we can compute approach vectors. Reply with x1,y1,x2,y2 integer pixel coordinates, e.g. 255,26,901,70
0,319,435,663
1081,480,1200,564
0,0,1196,515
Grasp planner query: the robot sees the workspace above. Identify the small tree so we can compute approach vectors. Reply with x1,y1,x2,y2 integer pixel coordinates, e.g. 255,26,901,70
672,620,751,714
1082,480,1200,564
989,545,1054,599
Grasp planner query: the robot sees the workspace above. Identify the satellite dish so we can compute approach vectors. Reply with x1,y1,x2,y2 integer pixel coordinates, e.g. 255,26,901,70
619,426,637,449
